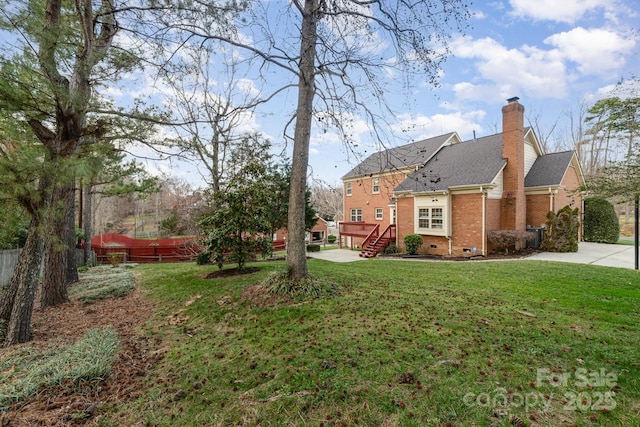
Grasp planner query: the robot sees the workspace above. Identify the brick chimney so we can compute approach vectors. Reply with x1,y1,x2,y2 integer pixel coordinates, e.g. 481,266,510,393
500,97,526,231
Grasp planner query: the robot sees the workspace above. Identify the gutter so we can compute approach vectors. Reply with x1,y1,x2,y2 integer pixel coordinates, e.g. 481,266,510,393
481,186,487,256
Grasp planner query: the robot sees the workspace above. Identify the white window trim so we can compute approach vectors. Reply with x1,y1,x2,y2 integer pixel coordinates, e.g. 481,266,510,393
372,177,380,194
350,208,362,222
415,204,448,236
375,207,383,220
346,182,352,196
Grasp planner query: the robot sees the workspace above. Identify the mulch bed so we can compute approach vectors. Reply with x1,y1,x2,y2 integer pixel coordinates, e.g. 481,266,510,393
378,248,540,261
1,288,159,426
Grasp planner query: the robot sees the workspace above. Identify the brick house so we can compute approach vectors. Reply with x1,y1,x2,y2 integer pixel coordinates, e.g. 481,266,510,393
273,215,330,249
341,98,585,256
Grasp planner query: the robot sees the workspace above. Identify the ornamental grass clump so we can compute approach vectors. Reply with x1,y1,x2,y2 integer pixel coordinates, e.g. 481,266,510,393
262,270,338,300
0,328,119,407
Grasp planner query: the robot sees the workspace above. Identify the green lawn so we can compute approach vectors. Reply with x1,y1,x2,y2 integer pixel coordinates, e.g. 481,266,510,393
107,259,639,426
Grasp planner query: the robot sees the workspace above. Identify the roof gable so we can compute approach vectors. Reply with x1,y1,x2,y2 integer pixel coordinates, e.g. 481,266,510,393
342,132,460,179
524,127,545,156
394,133,507,193
525,151,576,188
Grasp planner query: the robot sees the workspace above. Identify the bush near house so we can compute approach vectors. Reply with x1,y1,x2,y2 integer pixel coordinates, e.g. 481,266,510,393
403,234,423,255
306,244,321,252
487,230,535,254
541,206,580,252
583,197,620,243
383,242,399,254
327,235,337,244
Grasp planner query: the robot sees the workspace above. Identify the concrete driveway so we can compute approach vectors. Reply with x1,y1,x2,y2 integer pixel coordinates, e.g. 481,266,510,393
308,243,639,270
307,248,367,263
526,242,638,270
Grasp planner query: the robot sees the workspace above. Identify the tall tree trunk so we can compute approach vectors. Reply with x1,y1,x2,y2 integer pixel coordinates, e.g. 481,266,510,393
1,217,47,347
286,0,318,280
41,183,75,309
83,183,93,266
65,184,79,283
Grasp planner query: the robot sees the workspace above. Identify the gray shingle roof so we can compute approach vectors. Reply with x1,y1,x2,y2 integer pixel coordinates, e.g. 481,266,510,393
394,134,507,193
525,151,575,188
341,132,457,179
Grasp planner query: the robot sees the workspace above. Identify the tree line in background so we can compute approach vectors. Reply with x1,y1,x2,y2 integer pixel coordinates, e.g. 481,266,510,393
530,81,639,215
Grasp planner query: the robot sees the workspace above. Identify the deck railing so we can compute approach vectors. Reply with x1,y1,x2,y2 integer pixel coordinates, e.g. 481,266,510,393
361,225,380,250
339,222,378,237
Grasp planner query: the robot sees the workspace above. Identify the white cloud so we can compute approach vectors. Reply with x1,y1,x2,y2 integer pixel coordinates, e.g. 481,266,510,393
450,36,569,100
508,0,610,24
391,110,486,141
471,9,487,20
544,27,636,75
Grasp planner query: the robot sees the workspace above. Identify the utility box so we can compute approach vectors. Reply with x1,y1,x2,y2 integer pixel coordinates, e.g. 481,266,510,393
526,226,544,249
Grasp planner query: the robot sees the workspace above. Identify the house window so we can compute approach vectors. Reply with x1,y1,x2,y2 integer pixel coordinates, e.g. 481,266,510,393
418,208,430,228
346,182,352,196
350,208,362,222
375,208,383,220
418,207,444,230
372,177,380,194
431,208,443,229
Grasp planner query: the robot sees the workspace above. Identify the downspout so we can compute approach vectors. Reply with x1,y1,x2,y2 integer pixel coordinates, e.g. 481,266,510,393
481,186,486,256
392,197,399,247
581,196,585,241
447,191,452,255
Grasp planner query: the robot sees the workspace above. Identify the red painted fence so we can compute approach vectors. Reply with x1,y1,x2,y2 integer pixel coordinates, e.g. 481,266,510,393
91,233,201,263
91,233,287,264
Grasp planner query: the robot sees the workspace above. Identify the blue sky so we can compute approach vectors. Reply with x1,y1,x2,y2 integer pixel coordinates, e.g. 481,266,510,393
298,0,639,186
13,0,634,190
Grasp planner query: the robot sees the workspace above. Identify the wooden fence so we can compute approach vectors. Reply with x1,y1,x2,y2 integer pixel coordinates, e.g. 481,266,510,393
0,249,86,289
91,233,200,263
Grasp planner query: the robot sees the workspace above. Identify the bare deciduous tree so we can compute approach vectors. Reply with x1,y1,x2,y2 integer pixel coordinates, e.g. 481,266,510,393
148,0,471,280
310,180,343,221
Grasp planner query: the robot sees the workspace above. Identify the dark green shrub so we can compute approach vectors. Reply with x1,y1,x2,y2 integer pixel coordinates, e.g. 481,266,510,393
403,234,423,255
306,244,321,252
196,251,212,265
383,242,399,254
541,206,580,252
583,197,619,243
327,234,337,244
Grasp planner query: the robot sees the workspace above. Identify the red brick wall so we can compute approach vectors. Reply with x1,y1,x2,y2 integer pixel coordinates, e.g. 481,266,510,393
422,236,450,255
451,193,484,254
525,165,583,232
554,164,583,239
396,193,502,255
501,100,527,231
555,165,582,212
526,195,551,229
486,198,501,233
344,171,407,226
396,196,414,251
